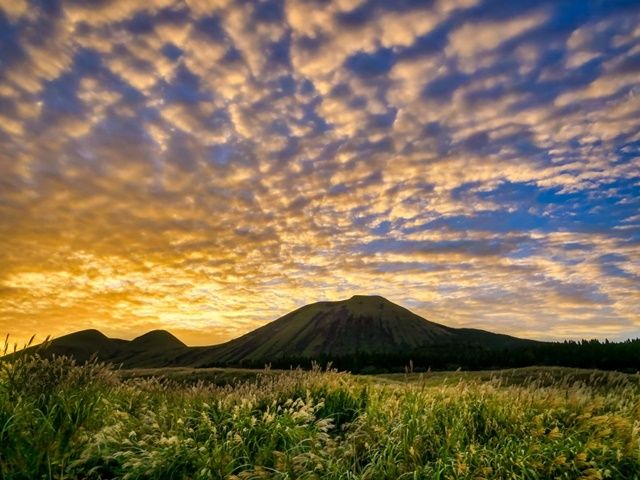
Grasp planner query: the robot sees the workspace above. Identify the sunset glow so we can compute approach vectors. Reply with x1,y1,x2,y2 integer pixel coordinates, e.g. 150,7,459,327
1,0,639,347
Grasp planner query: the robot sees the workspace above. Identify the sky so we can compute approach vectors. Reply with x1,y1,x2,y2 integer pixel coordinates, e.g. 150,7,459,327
0,0,639,348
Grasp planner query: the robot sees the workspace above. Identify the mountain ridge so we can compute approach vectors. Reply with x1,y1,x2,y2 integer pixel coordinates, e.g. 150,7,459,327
13,295,538,368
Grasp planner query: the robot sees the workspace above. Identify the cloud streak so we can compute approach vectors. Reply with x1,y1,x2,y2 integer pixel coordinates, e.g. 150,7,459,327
0,0,639,346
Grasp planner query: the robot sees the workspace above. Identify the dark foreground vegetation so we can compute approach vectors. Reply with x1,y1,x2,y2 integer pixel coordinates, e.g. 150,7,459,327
1,352,639,479
225,338,640,373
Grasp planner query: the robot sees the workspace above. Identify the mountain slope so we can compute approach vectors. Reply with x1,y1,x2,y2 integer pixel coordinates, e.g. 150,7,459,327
184,295,533,366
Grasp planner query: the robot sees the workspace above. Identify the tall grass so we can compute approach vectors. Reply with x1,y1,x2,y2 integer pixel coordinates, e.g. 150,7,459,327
1,350,639,479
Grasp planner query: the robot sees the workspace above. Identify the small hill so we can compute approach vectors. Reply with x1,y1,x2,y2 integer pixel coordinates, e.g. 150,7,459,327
130,330,186,350
20,329,127,363
184,295,533,366
14,328,189,367
112,330,190,368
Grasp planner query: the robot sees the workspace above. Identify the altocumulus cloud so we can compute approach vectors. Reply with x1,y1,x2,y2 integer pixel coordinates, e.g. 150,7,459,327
0,0,638,346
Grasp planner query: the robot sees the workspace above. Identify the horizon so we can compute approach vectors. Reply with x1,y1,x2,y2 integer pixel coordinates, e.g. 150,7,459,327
1,0,639,348
8,294,640,349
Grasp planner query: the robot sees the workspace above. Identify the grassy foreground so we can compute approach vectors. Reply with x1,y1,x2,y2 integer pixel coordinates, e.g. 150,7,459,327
1,356,639,479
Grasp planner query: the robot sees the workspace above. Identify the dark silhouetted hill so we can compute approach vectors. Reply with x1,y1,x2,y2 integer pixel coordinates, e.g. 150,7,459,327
179,295,533,367
18,296,639,372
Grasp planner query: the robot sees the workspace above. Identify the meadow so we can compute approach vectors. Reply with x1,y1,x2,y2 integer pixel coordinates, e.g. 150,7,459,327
1,354,639,479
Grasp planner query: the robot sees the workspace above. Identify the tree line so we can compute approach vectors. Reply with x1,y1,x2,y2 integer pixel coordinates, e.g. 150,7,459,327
220,339,640,373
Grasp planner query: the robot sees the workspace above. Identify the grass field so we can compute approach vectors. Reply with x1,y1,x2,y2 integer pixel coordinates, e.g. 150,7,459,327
1,355,639,479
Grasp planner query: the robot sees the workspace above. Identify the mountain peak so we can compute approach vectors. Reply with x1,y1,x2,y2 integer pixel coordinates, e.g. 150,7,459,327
131,330,186,349
347,294,387,302
56,329,109,344
336,295,405,319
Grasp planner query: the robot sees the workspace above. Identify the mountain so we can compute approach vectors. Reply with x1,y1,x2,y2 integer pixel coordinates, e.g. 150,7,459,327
17,329,190,367
12,296,536,369
111,330,189,367
26,329,127,363
181,295,533,367
130,330,186,350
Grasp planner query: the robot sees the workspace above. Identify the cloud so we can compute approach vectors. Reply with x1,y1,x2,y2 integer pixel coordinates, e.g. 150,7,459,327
447,9,550,71
63,0,176,25
0,0,27,21
0,0,639,347
288,1,441,92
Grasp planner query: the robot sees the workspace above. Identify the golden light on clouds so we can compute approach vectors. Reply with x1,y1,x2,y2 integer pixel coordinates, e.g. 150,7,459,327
0,0,639,347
